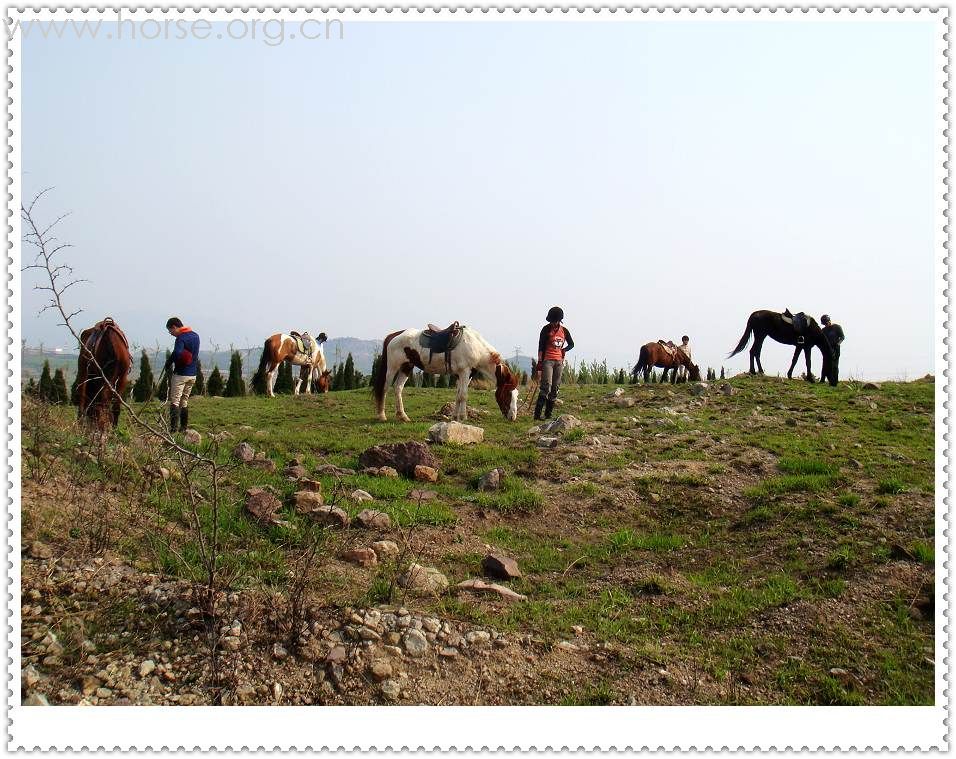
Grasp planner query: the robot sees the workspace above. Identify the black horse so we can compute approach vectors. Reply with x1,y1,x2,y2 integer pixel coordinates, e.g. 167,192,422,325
728,310,837,386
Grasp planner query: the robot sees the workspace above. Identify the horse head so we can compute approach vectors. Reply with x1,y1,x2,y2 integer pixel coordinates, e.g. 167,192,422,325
494,363,520,421
316,369,332,394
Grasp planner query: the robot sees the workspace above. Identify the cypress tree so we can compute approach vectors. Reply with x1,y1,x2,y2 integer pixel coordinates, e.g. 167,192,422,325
275,362,295,394
720,367,725,380
207,366,224,396
224,351,246,397
370,354,382,386
38,361,53,401
52,368,69,404
25,377,37,396
332,363,346,392
343,353,355,390
70,373,81,405
422,372,434,388
132,350,155,402
194,360,206,395
251,360,269,395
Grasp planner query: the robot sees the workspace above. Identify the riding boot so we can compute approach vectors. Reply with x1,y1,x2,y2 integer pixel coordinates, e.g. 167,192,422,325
533,394,547,421
544,398,556,419
169,404,180,433
179,407,189,431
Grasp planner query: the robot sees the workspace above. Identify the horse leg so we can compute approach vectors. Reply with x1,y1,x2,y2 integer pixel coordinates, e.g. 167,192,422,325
454,373,472,421
787,346,801,379
804,346,814,382
394,372,412,422
751,335,766,374
267,364,278,397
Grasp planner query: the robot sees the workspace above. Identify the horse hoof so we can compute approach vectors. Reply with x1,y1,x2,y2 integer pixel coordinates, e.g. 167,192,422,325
398,415,411,423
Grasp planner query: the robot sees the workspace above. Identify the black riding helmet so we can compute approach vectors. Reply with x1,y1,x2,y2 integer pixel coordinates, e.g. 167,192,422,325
821,315,831,325
546,306,564,323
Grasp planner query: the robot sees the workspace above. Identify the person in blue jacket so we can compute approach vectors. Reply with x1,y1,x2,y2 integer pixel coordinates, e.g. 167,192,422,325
165,317,200,433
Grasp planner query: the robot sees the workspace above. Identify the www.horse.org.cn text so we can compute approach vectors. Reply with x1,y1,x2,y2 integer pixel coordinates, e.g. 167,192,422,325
6,14,346,46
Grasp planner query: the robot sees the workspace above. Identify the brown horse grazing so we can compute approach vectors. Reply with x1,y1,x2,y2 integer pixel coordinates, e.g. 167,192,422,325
632,341,702,384
728,309,836,386
253,332,329,397
76,317,132,430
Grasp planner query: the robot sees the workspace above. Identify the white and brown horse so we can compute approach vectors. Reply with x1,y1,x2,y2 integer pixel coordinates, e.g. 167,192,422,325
373,326,519,422
254,332,330,397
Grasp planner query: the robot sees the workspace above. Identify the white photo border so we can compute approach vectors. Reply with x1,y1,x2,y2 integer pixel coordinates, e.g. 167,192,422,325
5,6,949,751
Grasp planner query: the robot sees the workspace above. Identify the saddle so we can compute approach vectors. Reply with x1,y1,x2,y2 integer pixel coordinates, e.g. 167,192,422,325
289,331,314,359
82,318,131,375
420,322,464,373
782,309,808,343
657,339,677,357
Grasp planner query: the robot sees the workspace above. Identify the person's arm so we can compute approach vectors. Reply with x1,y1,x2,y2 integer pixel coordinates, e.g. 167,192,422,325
837,326,845,344
563,328,574,355
537,326,549,366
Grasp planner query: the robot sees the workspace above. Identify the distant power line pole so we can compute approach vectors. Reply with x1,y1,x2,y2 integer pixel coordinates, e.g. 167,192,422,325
514,346,521,360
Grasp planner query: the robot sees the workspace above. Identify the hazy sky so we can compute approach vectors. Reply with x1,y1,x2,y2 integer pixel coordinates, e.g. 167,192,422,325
22,18,939,379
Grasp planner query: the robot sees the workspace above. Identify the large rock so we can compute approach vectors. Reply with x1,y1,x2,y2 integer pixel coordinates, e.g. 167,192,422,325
457,579,527,603
543,415,581,434
309,505,350,529
427,421,485,445
292,490,324,512
351,489,375,503
481,553,522,580
233,442,255,463
355,509,393,530
371,540,400,561
398,563,449,595
358,442,439,477
245,488,282,525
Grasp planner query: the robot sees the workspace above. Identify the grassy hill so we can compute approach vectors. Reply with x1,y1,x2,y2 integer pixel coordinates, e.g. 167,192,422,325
20,375,935,706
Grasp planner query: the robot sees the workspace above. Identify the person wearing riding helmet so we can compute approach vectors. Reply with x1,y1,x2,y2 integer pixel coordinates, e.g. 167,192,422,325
820,314,844,384
534,306,575,420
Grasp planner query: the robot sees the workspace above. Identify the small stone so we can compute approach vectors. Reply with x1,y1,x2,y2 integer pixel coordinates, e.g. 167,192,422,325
378,466,399,478
477,468,505,492
183,429,202,445
341,548,378,568
427,421,485,445
314,464,358,477
402,629,429,657
310,505,350,529
80,676,102,696
720,383,735,396
368,660,393,682
381,679,402,701
481,553,522,580
355,509,393,530
690,383,708,397
139,660,156,678
22,665,40,689
465,630,491,646
862,382,881,390
413,465,439,483
221,636,242,652
234,442,255,463
398,563,449,595
439,647,459,658
245,488,282,525
556,641,578,652
371,540,400,561
24,692,49,706
284,464,308,479
828,667,854,687
408,489,438,501
235,683,256,704
293,490,325,512
298,478,323,493
95,687,112,699
326,646,347,664
537,436,559,449
614,397,635,408
29,542,52,560
350,489,375,502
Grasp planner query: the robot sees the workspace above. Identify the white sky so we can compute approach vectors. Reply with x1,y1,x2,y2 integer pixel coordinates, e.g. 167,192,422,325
22,18,939,379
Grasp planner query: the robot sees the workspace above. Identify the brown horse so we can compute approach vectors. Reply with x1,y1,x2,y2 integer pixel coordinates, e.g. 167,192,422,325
632,341,702,384
76,317,132,430
253,332,330,397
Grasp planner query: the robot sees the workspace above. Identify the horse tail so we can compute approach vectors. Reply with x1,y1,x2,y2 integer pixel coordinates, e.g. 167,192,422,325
252,338,272,387
632,345,648,379
728,314,756,358
373,331,402,415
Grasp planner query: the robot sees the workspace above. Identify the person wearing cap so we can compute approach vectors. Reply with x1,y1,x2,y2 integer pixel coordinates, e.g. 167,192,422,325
820,315,844,384
165,317,201,433
534,306,575,420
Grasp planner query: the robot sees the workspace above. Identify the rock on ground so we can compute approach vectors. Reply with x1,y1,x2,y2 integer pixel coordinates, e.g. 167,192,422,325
355,509,393,530
350,489,375,502
413,465,439,483
457,578,527,602
292,490,324,512
358,442,439,477
233,442,255,463
477,468,505,492
371,540,400,561
244,488,282,525
340,548,378,568
481,553,522,580
183,429,202,445
314,464,357,477
427,421,485,445
398,563,449,595
309,505,350,528
543,415,581,434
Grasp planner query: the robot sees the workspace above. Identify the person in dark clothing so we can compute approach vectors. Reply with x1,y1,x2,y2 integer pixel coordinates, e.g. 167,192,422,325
534,306,575,421
820,314,844,385
165,317,201,433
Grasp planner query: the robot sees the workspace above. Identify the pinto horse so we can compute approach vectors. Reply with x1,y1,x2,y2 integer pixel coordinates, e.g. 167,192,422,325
254,332,330,397
373,325,519,422
76,317,132,430
632,341,702,384
728,310,836,385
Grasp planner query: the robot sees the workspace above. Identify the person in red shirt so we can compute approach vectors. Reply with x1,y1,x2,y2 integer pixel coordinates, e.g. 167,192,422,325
534,306,575,420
